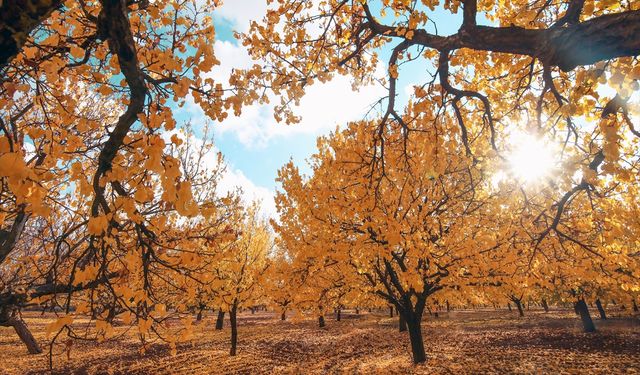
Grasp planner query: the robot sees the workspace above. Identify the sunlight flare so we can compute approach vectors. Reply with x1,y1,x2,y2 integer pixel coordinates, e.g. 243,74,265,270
507,132,557,183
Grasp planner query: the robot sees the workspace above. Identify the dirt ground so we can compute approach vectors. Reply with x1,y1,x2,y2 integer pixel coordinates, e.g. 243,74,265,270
1,308,639,374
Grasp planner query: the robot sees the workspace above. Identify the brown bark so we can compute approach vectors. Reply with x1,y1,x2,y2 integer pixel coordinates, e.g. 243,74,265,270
0,210,29,265
515,301,524,317
90,0,148,217
215,310,224,330
542,298,549,313
196,308,204,322
575,299,596,332
511,297,524,317
363,5,640,72
229,302,238,356
405,313,426,364
595,299,607,320
280,311,286,321
399,313,407,332
318,315,325,328
0,0,62,68
2,317,42,354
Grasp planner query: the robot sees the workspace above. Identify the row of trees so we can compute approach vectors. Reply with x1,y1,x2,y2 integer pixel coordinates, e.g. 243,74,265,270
269,112,639,363
0,0,278,362
249,0,640,363
0,0,639,367
0,117,276,357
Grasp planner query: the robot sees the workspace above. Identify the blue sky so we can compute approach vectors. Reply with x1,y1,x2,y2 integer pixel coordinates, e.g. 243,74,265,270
174,1,480,217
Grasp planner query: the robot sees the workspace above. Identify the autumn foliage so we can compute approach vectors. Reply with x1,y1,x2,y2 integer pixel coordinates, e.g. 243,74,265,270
0,0,639,370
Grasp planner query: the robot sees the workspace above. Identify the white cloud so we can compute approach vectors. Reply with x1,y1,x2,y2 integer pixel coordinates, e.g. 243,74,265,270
183,39,386,149
216,0,268,33
173,3,389,218
218,166,277,219
162,130,277,219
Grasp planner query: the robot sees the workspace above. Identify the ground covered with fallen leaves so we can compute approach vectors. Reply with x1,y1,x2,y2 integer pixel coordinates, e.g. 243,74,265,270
1,308,639,374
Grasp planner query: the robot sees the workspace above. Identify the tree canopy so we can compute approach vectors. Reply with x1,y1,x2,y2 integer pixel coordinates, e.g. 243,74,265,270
0,0,639,366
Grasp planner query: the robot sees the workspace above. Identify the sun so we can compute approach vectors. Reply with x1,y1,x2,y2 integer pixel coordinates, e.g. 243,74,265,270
507,132,557,183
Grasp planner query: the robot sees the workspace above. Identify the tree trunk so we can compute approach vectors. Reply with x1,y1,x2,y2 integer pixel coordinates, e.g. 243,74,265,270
229,302,238,356
389,306,394,317
281,311,286,321
399,313,407,332
215,310,225,330
335,308,341,321
595,299,607,320
575,299,596,332
0,0,64,69
513,299,524,317
405,315,426,364
446,300,450,312
318,315,325,328
5,317,42,354
196,307,204,322
355,308,359,315
633,300,639,312
541,298,549,313
507,303,512,311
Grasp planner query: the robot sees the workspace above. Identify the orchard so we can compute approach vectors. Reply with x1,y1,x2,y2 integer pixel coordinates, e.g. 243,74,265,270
0,0,639,373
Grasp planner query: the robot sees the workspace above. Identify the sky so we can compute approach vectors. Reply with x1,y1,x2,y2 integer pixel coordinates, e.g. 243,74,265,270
174,1,476,218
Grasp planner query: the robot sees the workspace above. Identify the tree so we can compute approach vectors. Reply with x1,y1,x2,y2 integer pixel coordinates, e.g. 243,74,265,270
1,0,228,275
264,250,295,321
0,0,252,360
238,0,639,150
274,119,509,363
213,203,271,356
0,120,242,359
238,0,640,256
